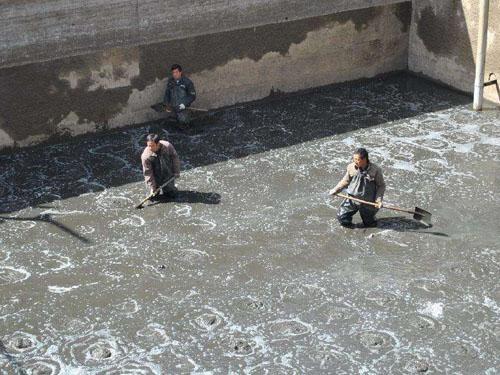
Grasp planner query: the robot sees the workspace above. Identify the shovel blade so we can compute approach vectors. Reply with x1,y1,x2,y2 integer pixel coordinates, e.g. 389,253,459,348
413,207,432,226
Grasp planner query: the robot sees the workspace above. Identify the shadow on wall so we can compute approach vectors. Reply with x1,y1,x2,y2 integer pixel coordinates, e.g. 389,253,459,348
0,73,471,214
0,3,412,147
412,0,498,103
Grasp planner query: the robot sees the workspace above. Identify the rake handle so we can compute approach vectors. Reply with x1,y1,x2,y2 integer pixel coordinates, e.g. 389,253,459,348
334,193,418,215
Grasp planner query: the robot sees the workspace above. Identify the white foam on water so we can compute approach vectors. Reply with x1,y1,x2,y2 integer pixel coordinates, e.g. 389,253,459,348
39,209,86,216
190,218,217,230
111,214,145,228
483,296,500,314
48,285,81,294
391,160,417,172
419,302,444,319
174,204,192,217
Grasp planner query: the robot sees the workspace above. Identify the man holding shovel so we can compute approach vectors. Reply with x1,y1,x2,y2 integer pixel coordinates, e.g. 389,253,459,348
329,148,385,228
141,134,181,201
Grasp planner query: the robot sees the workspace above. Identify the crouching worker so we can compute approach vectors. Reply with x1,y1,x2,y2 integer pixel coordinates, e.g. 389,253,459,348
141,134,181,200
164,64,196,125
329,148,385,228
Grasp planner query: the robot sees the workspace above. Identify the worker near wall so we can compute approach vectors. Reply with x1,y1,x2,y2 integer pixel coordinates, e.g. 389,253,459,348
164,64,197,125
329,148,386,228
141,134,181,200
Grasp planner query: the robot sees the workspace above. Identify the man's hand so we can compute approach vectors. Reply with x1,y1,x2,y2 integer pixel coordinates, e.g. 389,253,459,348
375,199,383,209
329,187,340,196
178,103,186,111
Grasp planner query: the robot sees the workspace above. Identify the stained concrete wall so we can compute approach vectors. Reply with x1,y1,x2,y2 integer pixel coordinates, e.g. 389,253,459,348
0,0,408,69
0,3,411,149
409,0,500,104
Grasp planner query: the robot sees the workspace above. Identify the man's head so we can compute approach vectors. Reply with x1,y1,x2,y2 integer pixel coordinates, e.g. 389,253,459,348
353,148,369,169
146,133,161,153
171,64,183,80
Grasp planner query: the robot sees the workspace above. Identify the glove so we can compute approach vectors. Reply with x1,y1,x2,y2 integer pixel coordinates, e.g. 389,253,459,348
375,199,383,209
178,103,186,111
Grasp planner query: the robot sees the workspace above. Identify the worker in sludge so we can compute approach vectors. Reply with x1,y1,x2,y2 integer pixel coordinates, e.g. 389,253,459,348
329,148,386,228
141,134,181,200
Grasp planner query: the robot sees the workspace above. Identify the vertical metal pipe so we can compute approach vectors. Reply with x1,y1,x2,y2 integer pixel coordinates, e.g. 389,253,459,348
473,0,489,111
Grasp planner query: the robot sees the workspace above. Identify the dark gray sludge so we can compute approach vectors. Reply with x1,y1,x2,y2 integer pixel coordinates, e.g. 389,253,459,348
0,73,499,373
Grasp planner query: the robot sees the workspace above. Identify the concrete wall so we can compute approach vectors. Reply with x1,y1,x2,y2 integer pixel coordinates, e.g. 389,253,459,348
0,0,408,69
0,2,411,149
409,0,500,104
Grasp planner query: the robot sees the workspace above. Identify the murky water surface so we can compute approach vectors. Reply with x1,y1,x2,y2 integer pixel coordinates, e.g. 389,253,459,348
1,74,499,373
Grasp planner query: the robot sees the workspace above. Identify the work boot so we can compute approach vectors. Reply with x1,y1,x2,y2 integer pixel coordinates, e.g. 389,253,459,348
362,220,378,228
340,221,355,229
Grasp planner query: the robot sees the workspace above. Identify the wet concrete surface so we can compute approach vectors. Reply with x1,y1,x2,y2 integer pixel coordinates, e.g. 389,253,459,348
1,73,499,373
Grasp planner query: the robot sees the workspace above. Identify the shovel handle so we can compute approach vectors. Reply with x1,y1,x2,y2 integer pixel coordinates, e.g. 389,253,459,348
334,193,380,208
135,176,176,209
333,192,419,215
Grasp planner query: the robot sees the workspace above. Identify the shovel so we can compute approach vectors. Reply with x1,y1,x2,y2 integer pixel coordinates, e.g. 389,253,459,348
135,176,176,209
333,192,432,226
150,102,208,113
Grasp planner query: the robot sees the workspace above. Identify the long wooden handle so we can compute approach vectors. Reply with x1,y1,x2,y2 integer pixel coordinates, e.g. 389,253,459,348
135,176,176,208
334,192,418,215
335,193,379,207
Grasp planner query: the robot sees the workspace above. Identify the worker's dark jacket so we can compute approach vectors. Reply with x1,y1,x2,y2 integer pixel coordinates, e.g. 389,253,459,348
141,141,181,191
163,76,196,109
333,162,385,202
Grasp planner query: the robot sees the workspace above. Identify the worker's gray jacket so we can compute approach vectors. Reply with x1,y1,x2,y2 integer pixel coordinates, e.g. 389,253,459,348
334,162,386,202
163,76,196,109
141,141,181,191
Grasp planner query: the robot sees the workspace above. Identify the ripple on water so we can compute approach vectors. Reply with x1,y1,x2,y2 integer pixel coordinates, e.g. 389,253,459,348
365,290,399,308
281,283,326,304
95,194,134,210
39,254,72,274
354,330,397,355
175,248,209,265
232,296,270,315
415,138,449,151
306,343,353,371
193,312,224,332
61,331,125,367
0,266,31,285
135,323,170,352
49,316,93,336
97,360,160,374
267,319,312,338
247,363,298,374
22,358,62,375
446,131,481,145
388,353,431,374
401,313,445,339
386,124,428,138
416,158,448,172
4,332,39,353
480,123,500,136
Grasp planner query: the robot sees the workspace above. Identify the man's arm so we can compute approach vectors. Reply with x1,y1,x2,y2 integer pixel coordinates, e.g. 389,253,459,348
165,143,181,177
375,168,386,203
184,79,196,107
329,169,352,195
163,82,171,105
142,157,158,191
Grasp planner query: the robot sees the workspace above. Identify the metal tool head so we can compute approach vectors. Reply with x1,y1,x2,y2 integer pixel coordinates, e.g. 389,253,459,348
413,207,432,227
